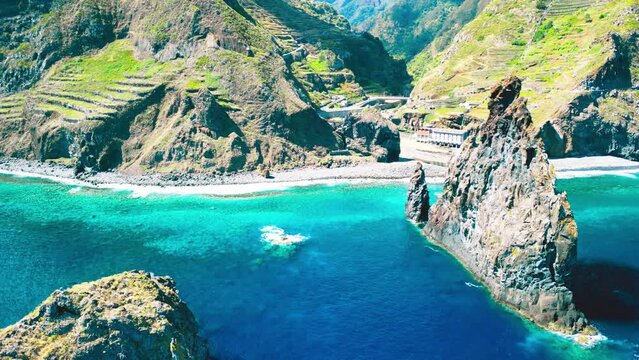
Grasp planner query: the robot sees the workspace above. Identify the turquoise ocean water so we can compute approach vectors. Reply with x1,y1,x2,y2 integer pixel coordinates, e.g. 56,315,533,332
0,174,637,359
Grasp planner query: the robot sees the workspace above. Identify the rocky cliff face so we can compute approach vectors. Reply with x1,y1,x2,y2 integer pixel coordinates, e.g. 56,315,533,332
0,0,407,175
410,0,638,157
338,108,400,162
405,162,429,224
540,90,639,160
0,271,208,359
539,33,639,160
422,77,593,335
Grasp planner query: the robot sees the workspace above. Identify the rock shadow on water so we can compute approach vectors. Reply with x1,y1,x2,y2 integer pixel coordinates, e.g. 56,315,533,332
571,261,639,322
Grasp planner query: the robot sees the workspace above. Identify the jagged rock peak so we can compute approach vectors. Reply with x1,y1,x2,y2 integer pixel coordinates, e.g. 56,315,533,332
422,77,597,336
488,75,523,118
0,271,209,359
405,162,430,224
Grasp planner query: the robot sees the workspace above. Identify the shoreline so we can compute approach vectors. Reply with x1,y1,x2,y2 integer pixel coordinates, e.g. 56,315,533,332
420,224,608,348
550,156,639,179
0,157,446,196
1,155,638,196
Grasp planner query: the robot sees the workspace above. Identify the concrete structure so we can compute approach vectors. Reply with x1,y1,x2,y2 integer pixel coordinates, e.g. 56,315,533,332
415,126,468,147
318,96,409,119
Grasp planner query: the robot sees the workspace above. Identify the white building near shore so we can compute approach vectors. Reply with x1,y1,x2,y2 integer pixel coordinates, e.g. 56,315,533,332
415,126,468,147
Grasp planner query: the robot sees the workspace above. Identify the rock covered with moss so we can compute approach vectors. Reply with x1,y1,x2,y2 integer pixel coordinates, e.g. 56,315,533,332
421,77,594,335
0,271,209,359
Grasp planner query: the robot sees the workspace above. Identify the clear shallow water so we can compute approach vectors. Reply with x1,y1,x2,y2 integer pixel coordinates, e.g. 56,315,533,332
0,175,636,359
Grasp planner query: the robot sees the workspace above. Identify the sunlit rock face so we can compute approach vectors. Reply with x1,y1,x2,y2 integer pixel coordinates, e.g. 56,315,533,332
422,76,595,336
0,271,209,359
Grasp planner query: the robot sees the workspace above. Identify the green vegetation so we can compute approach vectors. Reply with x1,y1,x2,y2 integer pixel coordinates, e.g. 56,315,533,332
57,40,168,90
412,0,638,125
288,0,350,29
328,0,486,65
306,56,331,73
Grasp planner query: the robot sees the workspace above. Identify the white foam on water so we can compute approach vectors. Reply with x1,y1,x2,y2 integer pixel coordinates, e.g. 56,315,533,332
260,226,308,246
555,170,639,179
555,331,608,348
426,246,440,253
0,167,403,197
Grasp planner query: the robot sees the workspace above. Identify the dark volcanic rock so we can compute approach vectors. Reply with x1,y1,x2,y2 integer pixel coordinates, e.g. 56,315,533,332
538,32,639,160
539,90,639,160
421,76,595,335
405,162,429,224
0,271,209,359
340,108,400,162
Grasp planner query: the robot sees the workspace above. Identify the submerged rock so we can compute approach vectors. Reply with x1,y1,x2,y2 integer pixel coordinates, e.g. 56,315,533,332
419,76,595,335
0,271,209,359
405,162,430,224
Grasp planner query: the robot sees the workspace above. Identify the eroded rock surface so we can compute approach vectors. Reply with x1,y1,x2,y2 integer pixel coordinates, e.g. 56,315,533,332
422,77,594,335
405,162,429,224
539,32,639,161
0,271,209,359
0,0,408,175
339,108,400,163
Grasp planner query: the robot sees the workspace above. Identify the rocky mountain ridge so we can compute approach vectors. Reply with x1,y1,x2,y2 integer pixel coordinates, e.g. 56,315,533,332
0,0,407,175
0,271,209,359
408,0,639,161
324,0,488,77
410,77,597,338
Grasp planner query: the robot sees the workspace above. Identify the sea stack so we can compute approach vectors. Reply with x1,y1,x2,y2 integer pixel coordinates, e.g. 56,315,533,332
406,162,430,224
0,271,209,359
419,76,595,335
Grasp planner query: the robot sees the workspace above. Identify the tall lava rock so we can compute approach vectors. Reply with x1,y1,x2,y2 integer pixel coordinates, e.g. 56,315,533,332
417,76,594,335
406,162,430,224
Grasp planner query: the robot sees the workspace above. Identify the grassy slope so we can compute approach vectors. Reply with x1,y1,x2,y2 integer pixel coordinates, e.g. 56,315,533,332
412,0,638,124
324,0,487,81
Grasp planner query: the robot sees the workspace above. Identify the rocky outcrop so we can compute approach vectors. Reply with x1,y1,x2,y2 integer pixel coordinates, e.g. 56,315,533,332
0,0,406,175
405,162,429,224
540,90,639,160
0,271,209,359
421,77,594,335
539,32,639,160
339,108,400,162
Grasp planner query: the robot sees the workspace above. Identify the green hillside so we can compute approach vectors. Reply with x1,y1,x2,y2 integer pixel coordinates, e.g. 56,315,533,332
0,0,409,174
324,0,488,78
411,0,638,124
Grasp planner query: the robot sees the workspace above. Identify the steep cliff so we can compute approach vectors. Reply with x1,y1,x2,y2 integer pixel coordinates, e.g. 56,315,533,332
540,34,639,160
0,271,208,359
422,77,595,336
0,0,408,174
324,0,487,70
405,162,430,224
338,108,401,162
409,0,638,163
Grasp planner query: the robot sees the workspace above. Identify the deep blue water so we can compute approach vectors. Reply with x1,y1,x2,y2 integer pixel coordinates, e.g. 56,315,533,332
0,174,637,359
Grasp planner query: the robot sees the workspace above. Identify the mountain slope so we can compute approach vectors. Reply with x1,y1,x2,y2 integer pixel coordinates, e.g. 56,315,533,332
0,0,408,174
409,0,639,159
324,0,487,74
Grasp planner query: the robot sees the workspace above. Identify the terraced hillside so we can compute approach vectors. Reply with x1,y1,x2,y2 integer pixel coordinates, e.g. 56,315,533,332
409,0,639,159
0,0,408,174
